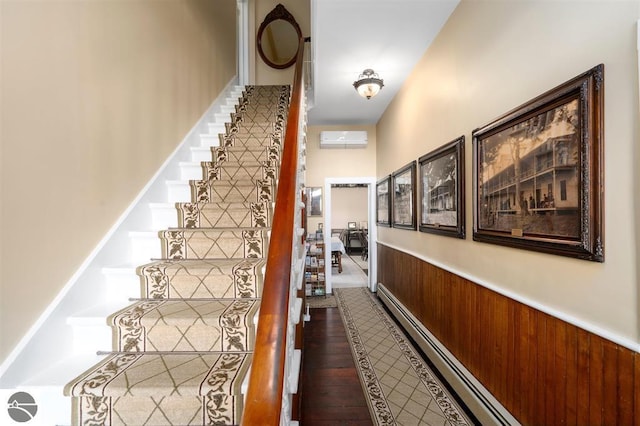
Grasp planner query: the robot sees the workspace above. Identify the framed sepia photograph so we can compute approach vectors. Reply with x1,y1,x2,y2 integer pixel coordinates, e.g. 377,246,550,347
376,176,391,227
306,187,322,216
419,136,465,238
472,64,604,262
391,161,417,230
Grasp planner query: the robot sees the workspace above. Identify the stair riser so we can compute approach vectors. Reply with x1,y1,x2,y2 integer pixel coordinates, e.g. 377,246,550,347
159,230,269,260
231,111,286,126
180,163,204,181
218,108,286,124
111,300,258,352
73,394,243,426
212,146,280,164
214,112,233,123
68,353,250,426
218,133,282,148
177,202,271,229
206,122,226,136
166,181,192,203
103,267,140,301
130,232,162,263
138,259,265,300
225,121,283,138
199,133,220,148
190,181,275,204
220,104,236,114
190,146,216,163
242,86,290,100
232,109,286,122
113,324,253,353
150,203,179,229
72,324,112,353
201,162,277,183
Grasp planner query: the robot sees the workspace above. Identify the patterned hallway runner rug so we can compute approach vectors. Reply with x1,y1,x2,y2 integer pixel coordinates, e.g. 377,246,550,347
306,294,338,308
334,287,474,426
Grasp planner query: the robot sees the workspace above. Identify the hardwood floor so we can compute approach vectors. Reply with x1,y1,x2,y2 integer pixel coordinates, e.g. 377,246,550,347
300,307,373,426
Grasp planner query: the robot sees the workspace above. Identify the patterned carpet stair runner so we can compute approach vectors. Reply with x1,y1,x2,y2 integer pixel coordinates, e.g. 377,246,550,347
65,85,290,426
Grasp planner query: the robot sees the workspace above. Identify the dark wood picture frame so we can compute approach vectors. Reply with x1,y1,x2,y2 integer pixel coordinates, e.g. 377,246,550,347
418,136,465,239
472,64,604,262
391,161,417,230
376,176,391,227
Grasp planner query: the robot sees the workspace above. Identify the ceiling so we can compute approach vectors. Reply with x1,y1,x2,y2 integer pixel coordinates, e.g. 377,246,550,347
307,0,460,126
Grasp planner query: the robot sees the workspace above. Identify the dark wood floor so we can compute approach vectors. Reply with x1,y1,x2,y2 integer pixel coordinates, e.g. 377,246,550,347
300,307,373,426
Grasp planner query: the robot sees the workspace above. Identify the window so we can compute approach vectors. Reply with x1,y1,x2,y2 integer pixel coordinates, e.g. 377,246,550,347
560,180,567,200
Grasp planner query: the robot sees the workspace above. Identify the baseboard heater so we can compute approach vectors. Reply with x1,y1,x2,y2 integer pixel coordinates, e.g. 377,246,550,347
377,284,520,426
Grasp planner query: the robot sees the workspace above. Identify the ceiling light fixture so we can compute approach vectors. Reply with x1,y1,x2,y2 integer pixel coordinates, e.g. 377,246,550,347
353,68,384,100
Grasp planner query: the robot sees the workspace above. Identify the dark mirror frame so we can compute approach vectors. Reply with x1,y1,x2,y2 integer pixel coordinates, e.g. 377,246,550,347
257,4,302,70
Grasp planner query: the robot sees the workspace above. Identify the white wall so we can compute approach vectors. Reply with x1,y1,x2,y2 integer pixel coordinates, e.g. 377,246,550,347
377,0,640,346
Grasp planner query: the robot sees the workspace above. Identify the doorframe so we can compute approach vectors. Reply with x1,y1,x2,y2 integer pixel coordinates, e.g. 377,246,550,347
236,0,250,86
323,176,378,295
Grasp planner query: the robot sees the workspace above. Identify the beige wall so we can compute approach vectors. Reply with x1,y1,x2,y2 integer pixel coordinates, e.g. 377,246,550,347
306,125,377,231
0,0,237,363
377,1,640,342
251,0,310,85
331,187,368,231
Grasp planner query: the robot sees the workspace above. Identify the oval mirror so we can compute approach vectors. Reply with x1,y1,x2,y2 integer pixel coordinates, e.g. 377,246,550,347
257,4,302,69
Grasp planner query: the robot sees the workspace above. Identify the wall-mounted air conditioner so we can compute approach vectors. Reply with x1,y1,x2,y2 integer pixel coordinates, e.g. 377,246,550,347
319,131,367,149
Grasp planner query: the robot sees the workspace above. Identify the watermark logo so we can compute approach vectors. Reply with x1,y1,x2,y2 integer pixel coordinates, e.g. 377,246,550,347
7,392,37,423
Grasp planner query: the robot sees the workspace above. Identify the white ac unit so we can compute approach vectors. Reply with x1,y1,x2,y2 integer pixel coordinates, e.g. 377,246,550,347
319,131,367,149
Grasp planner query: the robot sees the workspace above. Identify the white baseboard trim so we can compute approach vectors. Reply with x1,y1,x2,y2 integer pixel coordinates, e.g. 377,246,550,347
377,284,520,426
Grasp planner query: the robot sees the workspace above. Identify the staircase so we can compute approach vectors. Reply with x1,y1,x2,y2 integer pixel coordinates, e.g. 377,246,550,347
65,85,290,425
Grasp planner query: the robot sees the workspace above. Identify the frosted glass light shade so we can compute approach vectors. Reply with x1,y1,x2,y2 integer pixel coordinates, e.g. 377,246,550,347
353,69,384,100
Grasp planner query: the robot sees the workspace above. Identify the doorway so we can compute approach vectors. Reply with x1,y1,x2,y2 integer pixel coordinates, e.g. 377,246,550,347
323,177,377,295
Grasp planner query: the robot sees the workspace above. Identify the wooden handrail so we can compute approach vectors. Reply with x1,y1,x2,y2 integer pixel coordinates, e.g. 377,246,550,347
241,39,306,425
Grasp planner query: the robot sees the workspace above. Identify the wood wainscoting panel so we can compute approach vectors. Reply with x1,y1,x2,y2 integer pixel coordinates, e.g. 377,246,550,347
377,243,639,425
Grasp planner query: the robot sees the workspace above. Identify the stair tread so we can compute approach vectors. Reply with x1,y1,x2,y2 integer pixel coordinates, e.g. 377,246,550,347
159,228,268,260
163,226,269,232
111,299,260,327
138,258,265,300
175,201,272,228
66,352,251,397
223,131,279,139
138,257,266,272
189,180,274,204
203,161,278,168
213,145,280,152
110,299,260,352
175,201,272,209
205,166,278,180
166,178,272,186
191,178,272,185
